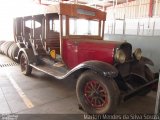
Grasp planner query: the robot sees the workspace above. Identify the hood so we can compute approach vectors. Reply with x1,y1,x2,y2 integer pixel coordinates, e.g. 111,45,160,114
68,39,124,49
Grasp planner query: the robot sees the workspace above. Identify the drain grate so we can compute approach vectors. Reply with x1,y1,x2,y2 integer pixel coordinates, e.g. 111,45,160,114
0,62,18,67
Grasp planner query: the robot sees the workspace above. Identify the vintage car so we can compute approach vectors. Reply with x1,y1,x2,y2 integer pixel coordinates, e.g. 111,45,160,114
13,3,158,114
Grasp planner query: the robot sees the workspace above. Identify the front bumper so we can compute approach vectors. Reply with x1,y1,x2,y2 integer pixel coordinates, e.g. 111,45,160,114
122,78,158,102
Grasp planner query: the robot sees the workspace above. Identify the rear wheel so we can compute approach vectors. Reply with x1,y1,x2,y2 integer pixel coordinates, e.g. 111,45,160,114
76,70,120,114
20,53,32,76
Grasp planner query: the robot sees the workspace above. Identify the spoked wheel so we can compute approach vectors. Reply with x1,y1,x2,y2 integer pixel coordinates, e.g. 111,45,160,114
20,53,32,76
76,70,120,114
84,80,108,109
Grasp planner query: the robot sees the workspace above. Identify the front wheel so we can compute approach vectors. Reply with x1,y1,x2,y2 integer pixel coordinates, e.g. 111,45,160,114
76,70,120,114
20,53,32,76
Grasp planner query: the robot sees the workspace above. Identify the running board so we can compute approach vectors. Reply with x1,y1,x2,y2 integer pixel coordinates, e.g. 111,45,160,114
122,79,158,102
30,63,69,79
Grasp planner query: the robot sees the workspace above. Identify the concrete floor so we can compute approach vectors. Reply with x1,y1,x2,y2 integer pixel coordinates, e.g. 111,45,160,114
0,54,157,119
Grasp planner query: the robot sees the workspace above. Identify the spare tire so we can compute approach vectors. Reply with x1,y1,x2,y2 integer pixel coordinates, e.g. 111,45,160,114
0,41,5,54
0,41,5,45
1,41,12,54
4,41,14,56
8,42,15,58
0,42,7,54
11,43,19,62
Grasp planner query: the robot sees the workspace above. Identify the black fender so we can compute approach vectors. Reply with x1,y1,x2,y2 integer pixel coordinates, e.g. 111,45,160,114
17,48,36,64
64,60,118,79
140,56,154,66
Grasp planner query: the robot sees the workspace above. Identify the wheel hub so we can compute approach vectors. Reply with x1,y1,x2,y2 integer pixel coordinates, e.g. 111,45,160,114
84,80,108,109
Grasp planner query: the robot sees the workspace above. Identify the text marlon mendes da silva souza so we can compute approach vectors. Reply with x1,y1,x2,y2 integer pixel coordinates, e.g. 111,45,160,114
83,114,160,120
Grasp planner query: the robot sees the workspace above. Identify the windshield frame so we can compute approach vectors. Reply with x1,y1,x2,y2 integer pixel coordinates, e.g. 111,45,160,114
59,3,106,40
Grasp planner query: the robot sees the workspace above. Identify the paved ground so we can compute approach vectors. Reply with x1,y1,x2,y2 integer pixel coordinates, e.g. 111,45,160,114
0,54,157,119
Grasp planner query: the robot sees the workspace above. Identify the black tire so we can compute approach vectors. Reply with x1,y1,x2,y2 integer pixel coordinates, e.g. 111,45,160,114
8,43,14,58
8,43,15,59
0,41,5,45
7,42,15,57
4,41,14,56
76,70,120,114
0,41,5,46
0,41,5,53
0,42,8,54
20,53,32,76
11,43,19,62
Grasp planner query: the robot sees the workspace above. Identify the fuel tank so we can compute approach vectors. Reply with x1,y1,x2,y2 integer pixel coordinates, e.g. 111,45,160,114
62,39,122,69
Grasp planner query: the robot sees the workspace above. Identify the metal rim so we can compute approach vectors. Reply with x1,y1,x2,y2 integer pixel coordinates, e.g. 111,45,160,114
20,54,27,72
84,80,108,109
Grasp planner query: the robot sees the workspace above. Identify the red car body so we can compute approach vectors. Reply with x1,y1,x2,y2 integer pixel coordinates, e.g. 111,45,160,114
62,39,121,68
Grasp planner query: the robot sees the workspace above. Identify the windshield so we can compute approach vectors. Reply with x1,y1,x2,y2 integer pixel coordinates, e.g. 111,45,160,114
69,18,99,36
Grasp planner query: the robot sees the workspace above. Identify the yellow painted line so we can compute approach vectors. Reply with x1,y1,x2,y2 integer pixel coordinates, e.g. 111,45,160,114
6,73,34,108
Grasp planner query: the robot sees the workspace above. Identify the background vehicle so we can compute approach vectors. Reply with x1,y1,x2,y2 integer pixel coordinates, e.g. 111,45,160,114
13,3,158,114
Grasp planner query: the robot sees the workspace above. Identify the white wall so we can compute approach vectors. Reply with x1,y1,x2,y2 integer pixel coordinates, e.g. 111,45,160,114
105,34,160,72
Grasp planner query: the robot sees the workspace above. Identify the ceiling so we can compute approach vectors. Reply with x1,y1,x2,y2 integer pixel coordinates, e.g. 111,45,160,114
40,0,134,9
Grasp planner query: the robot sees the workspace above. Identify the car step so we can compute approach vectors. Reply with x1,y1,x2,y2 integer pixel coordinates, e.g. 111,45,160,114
30,63,68,79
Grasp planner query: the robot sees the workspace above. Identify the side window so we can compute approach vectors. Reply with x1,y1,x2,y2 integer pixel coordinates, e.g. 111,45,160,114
25,20,32,29
49,19,60,32
25,20,42,39
35,21,41,28
25,20,41,29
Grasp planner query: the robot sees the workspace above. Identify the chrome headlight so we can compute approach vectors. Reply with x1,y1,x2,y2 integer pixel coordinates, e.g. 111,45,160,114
133,48,142,60
115,49,126,64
